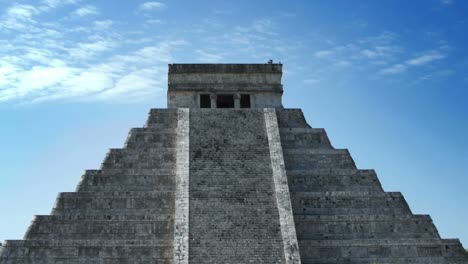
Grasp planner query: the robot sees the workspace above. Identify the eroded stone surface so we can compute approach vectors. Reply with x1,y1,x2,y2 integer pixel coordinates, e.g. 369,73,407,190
1,64,468,264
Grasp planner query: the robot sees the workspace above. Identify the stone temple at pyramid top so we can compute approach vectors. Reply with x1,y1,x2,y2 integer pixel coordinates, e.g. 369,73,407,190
167,63,283,108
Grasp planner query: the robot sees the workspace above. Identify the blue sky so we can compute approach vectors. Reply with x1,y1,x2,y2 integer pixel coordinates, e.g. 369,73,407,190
1,0,467,246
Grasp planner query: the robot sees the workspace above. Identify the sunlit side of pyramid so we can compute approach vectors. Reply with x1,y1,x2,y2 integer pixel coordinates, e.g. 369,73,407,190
1,63,467,264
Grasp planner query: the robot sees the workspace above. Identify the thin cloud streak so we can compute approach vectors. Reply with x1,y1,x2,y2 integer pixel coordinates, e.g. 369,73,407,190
138,2,167,11
379,50,446,75
73,5,99,17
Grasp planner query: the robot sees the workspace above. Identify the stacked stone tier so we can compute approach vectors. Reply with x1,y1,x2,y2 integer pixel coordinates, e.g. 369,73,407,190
0,109,179,264
276,109,468,263
1,107,467,264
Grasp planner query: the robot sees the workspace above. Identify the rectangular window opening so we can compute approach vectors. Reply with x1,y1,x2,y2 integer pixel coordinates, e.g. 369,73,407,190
200,94,211,108
240,94,251,108
217,94,234,108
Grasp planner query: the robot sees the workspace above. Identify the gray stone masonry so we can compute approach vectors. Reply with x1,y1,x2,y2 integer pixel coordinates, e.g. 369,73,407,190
276,108,468,264
1,63,468,264
174,108,190,264
1,107,468,263
264,108,301,264
188,109,286,263
167,63,283,108
0,109,179,264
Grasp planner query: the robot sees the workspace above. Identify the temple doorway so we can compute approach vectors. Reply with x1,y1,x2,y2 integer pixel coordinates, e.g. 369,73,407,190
216,95,234,108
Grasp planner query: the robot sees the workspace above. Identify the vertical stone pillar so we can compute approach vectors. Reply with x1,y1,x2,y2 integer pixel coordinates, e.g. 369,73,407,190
210,94,217,108
264,108,301,264
174,108,190,264
234,94,241,108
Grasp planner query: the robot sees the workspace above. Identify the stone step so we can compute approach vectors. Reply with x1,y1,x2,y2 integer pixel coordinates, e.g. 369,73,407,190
33,214,173,221
98,168,176,176
298,238,468,263
101,149,176,164
52,191,174,216
105,147,176,156
145,108,178,129
0,257,172,264
188,238,285,264
124,135,176,149
191,156,270,161
79,169,176,177
56,191,175,198
294,214,439,240
53,209,174,217
290,191,412,215
300,257,468,264
279,127,333,149
76,173,175,192
190,149,270,157
126,127,177,134
25,219,173,240
189,160,271,167
188,185,276,193
189,220,282,239
100,160,175,170
286,169,383,192
283,148,356,170
276,109,310,128
1,239,172,263
189,169,273,177
190,200,278,214
189,166,272,174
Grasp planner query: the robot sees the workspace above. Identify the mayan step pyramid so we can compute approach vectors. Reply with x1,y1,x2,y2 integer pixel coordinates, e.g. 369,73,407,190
1,63,467,264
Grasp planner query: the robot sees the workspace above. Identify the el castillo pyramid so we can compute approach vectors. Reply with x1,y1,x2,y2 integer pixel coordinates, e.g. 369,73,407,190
1,63,467,264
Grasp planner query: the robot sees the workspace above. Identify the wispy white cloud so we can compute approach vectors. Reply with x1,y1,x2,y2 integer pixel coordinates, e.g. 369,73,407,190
0,0,185,104
379,63,407,75
405,50,445,66
40,0,79,9
66,39,116,59
360,46,401,60
205,18,280,51
309,30,449,79
73,5,99,17
145,19,163,25
251,19,275,35
0,38,186,103
334,60,351,67
359,31,399,45
93,68,165,102
6,4,38,20
93,19,113,30
196,50,224,62
139,2,166,11
314,50,334,58
308,32,403,77
379,50,446,75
